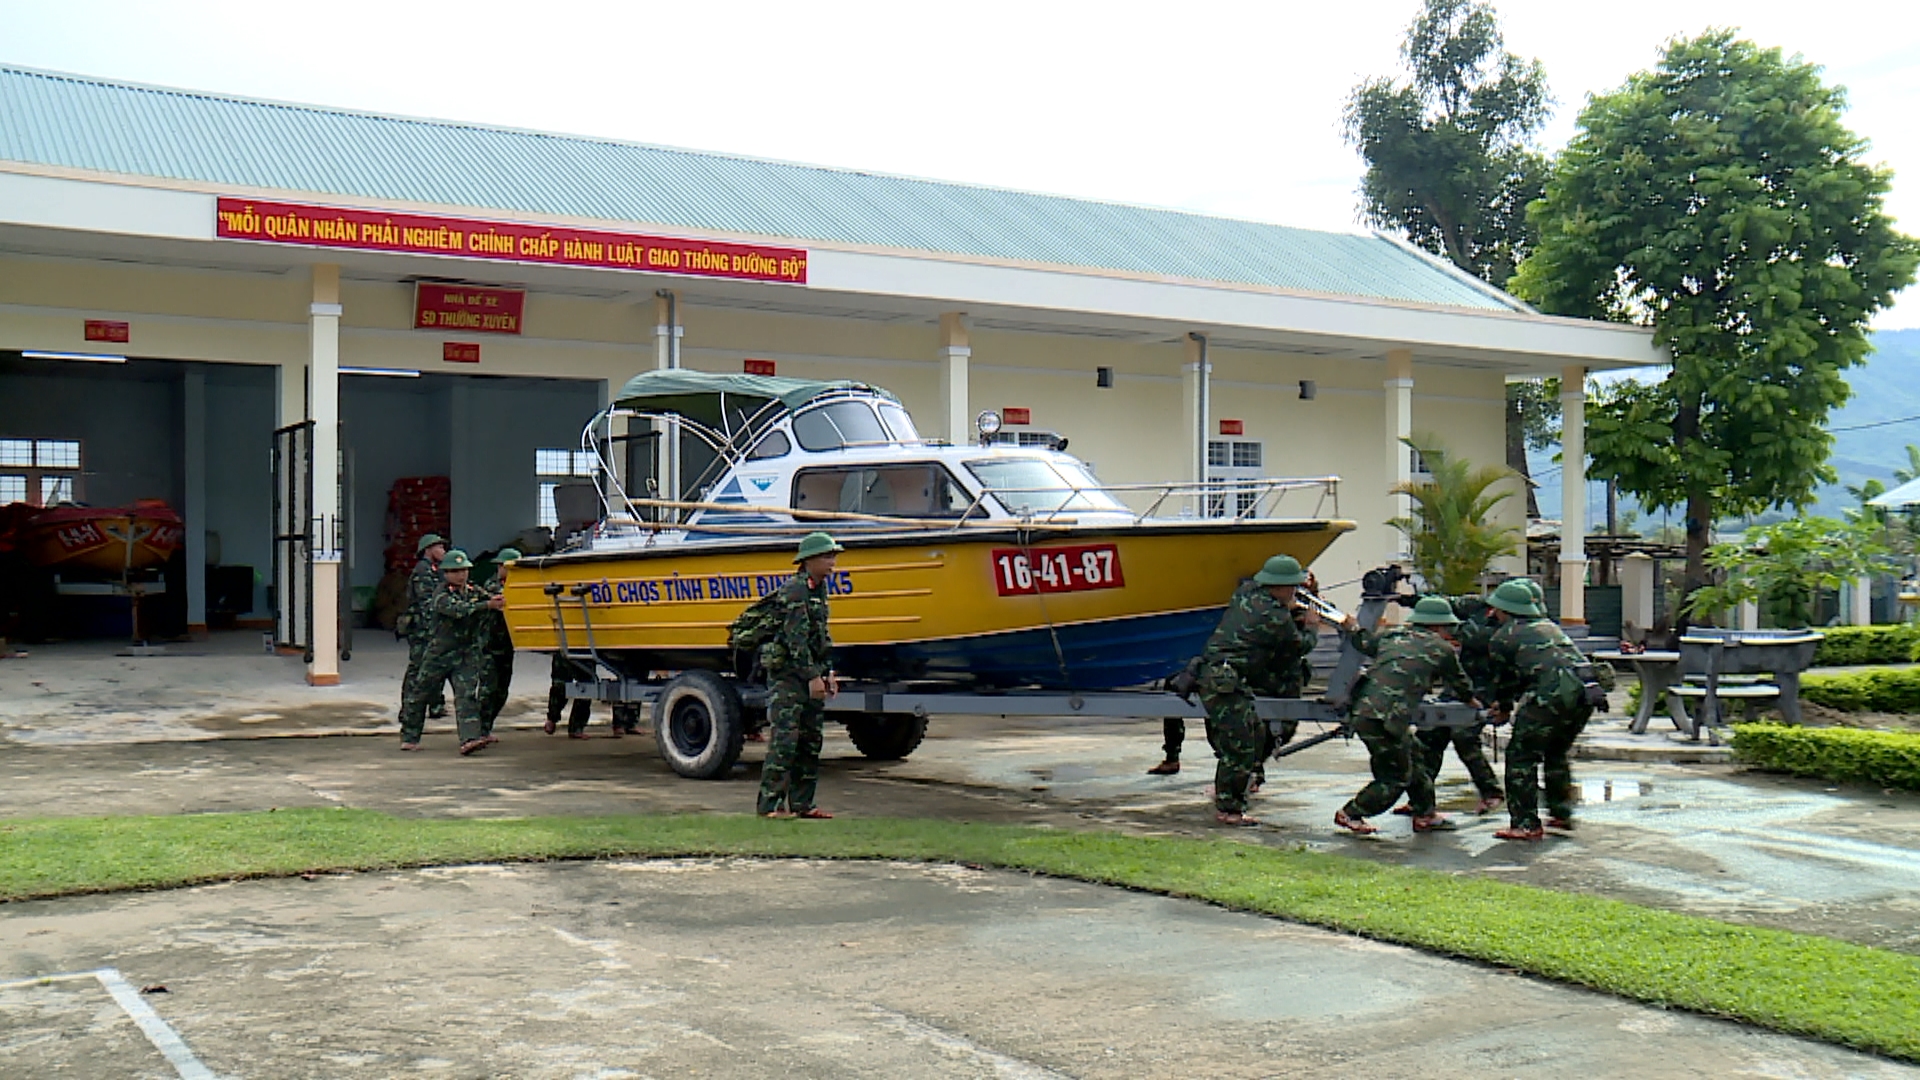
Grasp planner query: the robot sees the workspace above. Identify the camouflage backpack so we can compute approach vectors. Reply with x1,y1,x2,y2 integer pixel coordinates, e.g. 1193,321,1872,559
727,589,788,653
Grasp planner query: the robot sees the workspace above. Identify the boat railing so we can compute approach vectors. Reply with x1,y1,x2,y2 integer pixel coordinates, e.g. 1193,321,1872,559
977,476,1341,524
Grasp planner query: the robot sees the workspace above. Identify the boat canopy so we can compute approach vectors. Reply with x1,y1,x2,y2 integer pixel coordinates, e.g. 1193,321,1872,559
612,370,899,432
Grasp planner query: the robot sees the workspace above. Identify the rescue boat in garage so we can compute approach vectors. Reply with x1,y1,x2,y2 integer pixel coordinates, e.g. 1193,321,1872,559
502,371,1353,690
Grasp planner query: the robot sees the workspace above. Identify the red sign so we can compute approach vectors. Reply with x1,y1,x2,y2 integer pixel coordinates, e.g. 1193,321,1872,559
415,284,524,335
1002,407,1032,426
443,342,480,364
743,358,777,376
1219,419,1244,436
991,544,1125,597
217,199,808,284
85,320,130,343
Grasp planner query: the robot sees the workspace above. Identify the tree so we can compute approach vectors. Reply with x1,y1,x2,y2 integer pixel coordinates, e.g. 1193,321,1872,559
1687,516,1887,628
1345,0,1558,512
1388,433,1525,594
1897,444,1920,486
1511,31,1920,611
1847,477,1889,526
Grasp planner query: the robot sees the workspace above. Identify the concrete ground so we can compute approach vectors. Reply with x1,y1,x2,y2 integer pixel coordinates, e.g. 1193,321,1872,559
4,631,1920,1075
4,860,1913,1079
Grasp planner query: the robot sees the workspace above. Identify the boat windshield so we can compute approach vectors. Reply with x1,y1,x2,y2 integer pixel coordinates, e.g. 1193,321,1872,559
965,458,1127,515
792,401,891,451
878,402,920,443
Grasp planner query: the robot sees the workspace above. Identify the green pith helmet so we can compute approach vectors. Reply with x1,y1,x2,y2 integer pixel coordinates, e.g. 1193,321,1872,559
1253,554,1308,586
1518,578,1545,603
439,549,474,571
794,531,845,563
1409,596,1461,626
416,532,447,554
495,547,522,563
1488,578,1542,616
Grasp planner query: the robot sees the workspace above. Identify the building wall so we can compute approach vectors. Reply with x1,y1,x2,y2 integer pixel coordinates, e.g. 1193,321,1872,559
203,364,275,614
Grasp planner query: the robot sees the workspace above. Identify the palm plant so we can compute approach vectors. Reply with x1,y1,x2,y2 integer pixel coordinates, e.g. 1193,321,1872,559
1388,433,1525,595
1897,444,1920,486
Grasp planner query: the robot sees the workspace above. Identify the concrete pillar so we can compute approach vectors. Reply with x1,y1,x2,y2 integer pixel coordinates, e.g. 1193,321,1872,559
1385,349,1414,559
1559,367,1589,627
182,367,207,637
939,312,970,444
654,292,682,510
1621,552,1655,644
1851,575,1873,626
307,265,342,686
1738,599,1760,631
1181,334,1209,516
449,380,474,550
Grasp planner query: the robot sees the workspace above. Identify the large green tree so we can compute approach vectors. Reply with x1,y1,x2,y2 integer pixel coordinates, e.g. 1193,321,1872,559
1345,0,1556,512
1511,31,1919,604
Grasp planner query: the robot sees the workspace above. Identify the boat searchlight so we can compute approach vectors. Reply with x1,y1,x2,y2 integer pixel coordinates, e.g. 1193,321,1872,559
975,410,1002,445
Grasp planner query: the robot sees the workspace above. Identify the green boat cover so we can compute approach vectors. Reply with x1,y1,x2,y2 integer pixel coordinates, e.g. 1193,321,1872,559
612,370,898,432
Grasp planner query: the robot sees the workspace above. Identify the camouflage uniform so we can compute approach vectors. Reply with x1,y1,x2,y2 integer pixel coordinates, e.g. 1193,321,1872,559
756,573,834,815
1341,625,1474,819
399,556,446,717
399,579,494,745
477,592,513,737
1409,596,1504,800
1488,615,1594,830
1197,580,1316,814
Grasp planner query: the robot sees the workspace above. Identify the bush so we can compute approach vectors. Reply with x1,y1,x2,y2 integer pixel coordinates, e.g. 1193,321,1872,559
1813,625,1920,667
1798,667,1920,714
1732,722,1920,791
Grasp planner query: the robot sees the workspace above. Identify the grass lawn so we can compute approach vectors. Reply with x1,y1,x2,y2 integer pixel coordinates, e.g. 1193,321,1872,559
3,809,1917,1062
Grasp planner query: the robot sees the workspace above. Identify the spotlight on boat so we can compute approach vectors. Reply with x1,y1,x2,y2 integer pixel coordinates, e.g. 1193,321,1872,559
975,410,1003,445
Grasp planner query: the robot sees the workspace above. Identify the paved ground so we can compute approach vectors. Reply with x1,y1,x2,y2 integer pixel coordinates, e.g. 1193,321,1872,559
4,860,1914,1079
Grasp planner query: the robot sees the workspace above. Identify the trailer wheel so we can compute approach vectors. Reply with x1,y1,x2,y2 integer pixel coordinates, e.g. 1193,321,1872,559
845,712,928,761
653,671,745,779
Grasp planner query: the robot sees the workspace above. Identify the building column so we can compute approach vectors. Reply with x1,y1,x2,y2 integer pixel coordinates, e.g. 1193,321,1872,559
654,292,682,510
1385,349,1414,560
307,265,342,686
939,312,970,444
1559,366,1589,628
182,367,207,639
1181,334,1210,516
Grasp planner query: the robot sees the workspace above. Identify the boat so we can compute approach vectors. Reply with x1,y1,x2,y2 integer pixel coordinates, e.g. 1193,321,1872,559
502,371,1354,690
0,498,185,575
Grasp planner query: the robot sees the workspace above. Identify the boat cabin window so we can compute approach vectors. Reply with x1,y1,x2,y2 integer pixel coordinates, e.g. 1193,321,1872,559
792,401,891,451
877,403,919,443
965,458,1126,515
791,463,976,518
746,429,791,461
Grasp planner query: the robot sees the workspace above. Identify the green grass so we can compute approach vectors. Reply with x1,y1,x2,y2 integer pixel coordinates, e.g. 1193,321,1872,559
4,810,1919,1060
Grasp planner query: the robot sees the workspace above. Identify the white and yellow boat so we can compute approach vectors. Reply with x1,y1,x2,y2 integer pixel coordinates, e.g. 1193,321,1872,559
505,371,1353,690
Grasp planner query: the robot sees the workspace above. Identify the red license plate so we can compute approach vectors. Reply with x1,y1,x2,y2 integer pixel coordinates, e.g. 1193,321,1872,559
991,544,1124,596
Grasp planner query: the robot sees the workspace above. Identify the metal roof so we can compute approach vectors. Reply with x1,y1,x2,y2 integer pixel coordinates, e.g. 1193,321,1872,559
0,65,1519,311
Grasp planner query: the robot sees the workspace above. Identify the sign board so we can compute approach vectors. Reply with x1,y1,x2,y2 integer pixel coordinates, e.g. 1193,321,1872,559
216,198,809,284
443,342,480,364
743,358,777,376
1219,419,1244,436
415,284,524,334
1002,407,1032,426
84,320,130,343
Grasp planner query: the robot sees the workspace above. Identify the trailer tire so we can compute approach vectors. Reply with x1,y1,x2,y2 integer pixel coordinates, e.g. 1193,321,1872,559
845,712,927,761
653,671,745,779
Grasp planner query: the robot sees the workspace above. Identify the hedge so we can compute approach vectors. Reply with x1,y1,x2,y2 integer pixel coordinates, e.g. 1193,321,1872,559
1732,722,1920,791
1812,624,1920,667
1798,667,1920,714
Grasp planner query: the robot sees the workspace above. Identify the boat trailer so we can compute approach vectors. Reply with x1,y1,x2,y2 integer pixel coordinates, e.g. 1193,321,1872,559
545,566,1484,779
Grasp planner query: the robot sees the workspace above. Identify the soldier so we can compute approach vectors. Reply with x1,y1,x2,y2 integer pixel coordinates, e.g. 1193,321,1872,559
397,533,449,722
545,654,595,738
1483,579,1600,841
397,549,504,755
475,547,521,744
756,531,843,819
1197,554,1348,827
1393,590,1507,816
1335,596,1477,835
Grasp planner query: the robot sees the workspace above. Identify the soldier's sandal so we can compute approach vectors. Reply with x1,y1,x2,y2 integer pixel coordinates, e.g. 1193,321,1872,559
1333,810,1378,835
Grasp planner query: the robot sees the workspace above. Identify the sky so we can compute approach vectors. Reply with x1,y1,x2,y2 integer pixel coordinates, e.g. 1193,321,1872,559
6,0,1920,325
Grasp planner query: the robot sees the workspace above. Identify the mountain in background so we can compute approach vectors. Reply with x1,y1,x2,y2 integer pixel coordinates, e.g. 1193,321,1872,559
1529,328,1920,528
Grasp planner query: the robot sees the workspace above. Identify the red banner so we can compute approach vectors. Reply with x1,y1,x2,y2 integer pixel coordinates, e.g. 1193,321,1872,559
443,342,480,364
743,358,777,376
216,198,808,284
416,284,523,335
1219,419,1244,436
84,320,130,343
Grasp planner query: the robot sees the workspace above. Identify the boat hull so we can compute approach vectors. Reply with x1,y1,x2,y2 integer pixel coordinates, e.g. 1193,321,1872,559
6,502,185,575
505,519,1353,690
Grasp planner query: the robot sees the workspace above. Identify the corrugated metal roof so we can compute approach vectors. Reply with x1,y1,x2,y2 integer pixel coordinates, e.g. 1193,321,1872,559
0,64,1518,311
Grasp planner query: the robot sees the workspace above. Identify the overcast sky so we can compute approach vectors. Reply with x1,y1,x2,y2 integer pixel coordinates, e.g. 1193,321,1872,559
7,0,1920,327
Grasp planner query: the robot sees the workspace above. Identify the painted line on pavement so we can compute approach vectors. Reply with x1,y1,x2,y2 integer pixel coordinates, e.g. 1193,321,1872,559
0,968,215,1079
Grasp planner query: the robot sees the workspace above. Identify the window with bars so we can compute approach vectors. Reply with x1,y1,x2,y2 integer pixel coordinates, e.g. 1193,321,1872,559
0,438,82,507
536,449,599,528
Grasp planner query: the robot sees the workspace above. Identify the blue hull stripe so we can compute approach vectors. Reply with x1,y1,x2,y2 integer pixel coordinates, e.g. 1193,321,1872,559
836,607,1224,690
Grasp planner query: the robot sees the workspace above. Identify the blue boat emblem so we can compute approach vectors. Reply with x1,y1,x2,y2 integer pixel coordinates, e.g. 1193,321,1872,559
747,476,776,492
